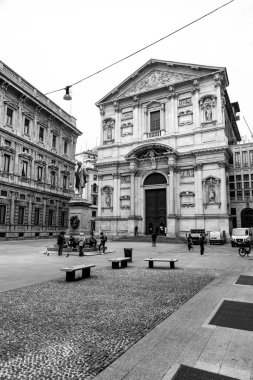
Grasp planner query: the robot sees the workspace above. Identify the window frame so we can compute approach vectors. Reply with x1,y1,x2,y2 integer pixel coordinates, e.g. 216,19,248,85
150,110,160,132
0,205,6,224
6,107,13,126
18,206,25,225
3,154,11,172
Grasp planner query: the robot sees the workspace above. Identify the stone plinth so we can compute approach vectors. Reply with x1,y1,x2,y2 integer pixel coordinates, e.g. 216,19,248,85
66,197,92,238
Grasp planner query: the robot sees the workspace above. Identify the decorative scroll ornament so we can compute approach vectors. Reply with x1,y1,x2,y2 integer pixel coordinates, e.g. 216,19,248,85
167,85,175,99
120,176,131,184
192,79,200,94
123,70,195,97
180,191,195,207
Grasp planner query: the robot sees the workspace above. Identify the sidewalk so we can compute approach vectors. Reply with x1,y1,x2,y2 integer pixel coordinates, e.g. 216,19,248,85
0,240,253,379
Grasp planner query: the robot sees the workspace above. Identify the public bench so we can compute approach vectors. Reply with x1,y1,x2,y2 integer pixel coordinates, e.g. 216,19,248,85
61,264,95,281
144,258,178,269
108,257,130,269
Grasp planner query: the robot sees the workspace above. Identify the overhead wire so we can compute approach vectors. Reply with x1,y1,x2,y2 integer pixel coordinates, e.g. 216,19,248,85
44,0,235,96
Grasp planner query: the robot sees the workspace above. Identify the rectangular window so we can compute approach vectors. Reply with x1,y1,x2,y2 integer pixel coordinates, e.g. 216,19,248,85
22,161,28,177
36,197,41,202
60,211,65,227
236,182,242,189
229,183,235,190
6,108,13,125
24,118,30,135
250,150,253,164
38,154,43,160
92,196,98,205
64,141,68,154
52,134,57,148
244,190,250,198
5,139,11,146
150,111,160,131
92,210,96,218
244,182,250,189
237,191,243,200
51,171,56,186
229,175,234,182
242,151,248,166
18,207,25,225
243,174,249,181
37,166,43,181
236,175,242,181
20,194,26,200
51,160,56,165
63,175,67,189
0,205,6,224
235,152,241,165
231,208,236,215
23,147,29,153
3,154,11,172
1,190,7,197
48,210,53,226
39,127,44,141
34,209,40,225
230,191,235,200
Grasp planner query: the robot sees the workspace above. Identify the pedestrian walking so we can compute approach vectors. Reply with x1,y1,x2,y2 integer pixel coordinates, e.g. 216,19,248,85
199,233,205,256
151,232,157,247
78,233,85,257
57,231,65,256
98,232,107,254
134,225,138,237
187,233,193,251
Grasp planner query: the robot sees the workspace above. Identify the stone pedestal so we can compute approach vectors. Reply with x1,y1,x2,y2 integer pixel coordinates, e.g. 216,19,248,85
66,197,92,238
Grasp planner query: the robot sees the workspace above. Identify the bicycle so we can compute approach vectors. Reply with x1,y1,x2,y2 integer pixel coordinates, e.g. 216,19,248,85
238,244,252,257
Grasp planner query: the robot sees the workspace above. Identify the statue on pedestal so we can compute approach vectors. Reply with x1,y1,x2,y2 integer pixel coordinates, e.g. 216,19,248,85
75,161,87,197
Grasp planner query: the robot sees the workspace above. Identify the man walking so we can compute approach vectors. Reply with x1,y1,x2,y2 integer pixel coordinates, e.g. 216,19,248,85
151,232,157,247
57,231,65,256
134,225,138,237
199,233,205,256
98,232,107,254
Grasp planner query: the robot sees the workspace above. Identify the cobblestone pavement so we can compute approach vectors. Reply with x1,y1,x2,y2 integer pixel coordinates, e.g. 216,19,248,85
0,267,215,380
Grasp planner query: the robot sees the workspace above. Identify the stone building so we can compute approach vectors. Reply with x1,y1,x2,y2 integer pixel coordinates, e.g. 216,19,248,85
0,60,81,239
95,59,241,237
229,142,253,228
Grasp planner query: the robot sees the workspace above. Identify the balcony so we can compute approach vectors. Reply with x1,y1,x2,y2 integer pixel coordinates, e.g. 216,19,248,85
144,130,165,139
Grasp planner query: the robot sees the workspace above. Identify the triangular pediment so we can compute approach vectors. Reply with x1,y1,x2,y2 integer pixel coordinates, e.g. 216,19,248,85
121,70,196,97
96,59,227,105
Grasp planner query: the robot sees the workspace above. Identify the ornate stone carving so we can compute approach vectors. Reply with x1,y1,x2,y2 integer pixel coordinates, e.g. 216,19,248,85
214,73,223,87
180,168,194,177
103,118,115,143
133,95,139,107
99,105,105,116
121,122,133,137
178,110,193,126
123,70,195,97
102,185,113,208
180,191,195,207
114,101,119,112
192,79,200,94
193,163,203,171
0,81,9,93
167,85,175,99
18,153,33,161
120,195,130,210
120,175,131,184
200,96,216,124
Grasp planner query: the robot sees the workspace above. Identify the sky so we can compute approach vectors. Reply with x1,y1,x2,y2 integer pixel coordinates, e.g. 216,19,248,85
0,0,252,152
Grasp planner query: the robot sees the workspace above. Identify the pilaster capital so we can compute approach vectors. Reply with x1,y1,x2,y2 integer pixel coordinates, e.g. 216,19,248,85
112,172,120,179
218,161,227,169
168,165,179,173
113,101,119,113
167,85,175,99
191,79,200,94
133,95,139,108
99,105,105,116
214,73,223,87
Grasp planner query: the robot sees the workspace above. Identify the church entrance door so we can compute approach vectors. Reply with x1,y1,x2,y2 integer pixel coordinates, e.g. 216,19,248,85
145,189,166,235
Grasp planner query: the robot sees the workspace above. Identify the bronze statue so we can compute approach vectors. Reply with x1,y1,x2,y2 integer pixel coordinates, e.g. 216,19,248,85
75,161,87,196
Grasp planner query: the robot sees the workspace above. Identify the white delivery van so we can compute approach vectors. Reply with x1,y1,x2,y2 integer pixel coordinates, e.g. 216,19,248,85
209,231,226,245
231,227,253,247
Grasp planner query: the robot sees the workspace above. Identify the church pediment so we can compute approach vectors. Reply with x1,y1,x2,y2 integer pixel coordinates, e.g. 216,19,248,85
121,70,195,98
125,143,178,160
96,59,227,106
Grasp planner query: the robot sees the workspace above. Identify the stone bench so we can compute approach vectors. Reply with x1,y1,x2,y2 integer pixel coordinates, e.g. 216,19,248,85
144,258,178,269
61,264,95,281
108,257,130,269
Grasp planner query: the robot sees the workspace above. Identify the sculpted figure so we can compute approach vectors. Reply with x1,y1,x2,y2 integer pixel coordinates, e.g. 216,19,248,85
75,161,87,197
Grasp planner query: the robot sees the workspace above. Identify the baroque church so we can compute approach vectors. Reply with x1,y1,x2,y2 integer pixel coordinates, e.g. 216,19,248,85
95,59,241,237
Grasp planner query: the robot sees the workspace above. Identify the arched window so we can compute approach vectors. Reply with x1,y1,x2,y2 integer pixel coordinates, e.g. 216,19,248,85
144,173,166,186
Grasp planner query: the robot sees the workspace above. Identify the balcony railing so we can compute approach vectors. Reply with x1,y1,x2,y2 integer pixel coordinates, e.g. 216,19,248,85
144,130,162,138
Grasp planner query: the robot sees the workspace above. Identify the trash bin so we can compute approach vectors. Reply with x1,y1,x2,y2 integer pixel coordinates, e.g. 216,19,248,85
124,248,133,262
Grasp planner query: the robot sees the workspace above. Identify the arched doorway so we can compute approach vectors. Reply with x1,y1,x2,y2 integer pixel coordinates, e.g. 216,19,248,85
241,208,253,227
144,173,167,235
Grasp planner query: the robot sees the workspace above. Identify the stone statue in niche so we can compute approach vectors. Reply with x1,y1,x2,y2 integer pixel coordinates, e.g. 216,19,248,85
105,194,111,207
107,127,112,140
205,105,212,122
208,188,216,202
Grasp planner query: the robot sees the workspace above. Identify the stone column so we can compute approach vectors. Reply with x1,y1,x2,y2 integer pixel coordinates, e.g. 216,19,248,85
97,175,102,218
56,200,60,228
218,161,227,214
214,73,223,125
192,79,200,129
194,164,203,215
130,169,136,217
27,195,33,228
168,165,175,215
113,172,119,217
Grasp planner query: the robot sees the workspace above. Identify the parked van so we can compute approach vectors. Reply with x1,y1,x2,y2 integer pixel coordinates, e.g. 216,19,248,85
209,231,226,245
231,227,253,247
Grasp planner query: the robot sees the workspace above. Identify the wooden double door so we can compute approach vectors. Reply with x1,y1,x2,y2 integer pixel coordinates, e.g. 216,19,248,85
145,189,166,235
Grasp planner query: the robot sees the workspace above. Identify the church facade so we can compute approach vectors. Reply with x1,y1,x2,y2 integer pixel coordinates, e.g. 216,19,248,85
95,59,241,237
